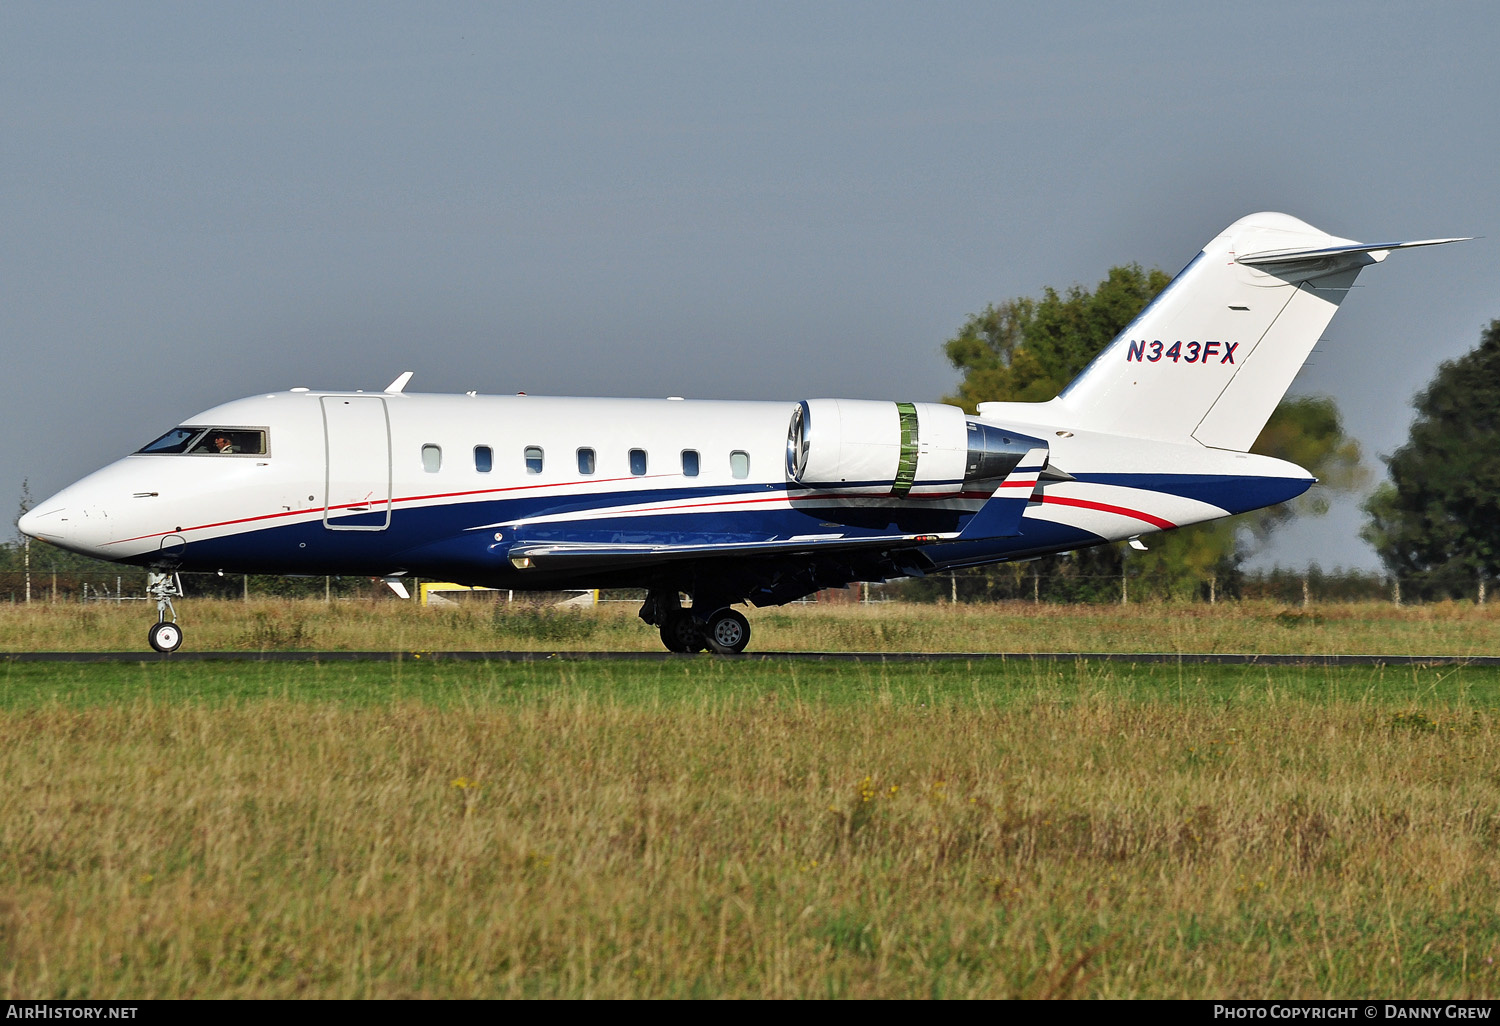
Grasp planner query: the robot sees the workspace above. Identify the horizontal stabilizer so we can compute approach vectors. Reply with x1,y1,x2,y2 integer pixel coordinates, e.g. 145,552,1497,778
1237,237,1471,267
958,446,1047,540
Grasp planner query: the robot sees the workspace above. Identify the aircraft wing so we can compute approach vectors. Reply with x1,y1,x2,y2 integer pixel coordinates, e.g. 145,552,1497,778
504,531,950,571
503,442,1052,571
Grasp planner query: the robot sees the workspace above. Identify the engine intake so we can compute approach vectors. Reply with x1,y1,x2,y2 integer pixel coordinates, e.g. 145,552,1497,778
786,399,1045,497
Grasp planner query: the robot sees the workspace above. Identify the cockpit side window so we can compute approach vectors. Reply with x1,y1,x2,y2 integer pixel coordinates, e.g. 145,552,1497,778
189,428,267,456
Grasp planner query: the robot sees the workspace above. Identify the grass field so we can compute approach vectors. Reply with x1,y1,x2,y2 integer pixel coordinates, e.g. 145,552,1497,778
3,595,1500,656
3,655,1500,998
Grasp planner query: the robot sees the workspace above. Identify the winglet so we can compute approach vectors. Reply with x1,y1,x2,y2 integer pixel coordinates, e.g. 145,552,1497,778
384,371,414,394
958,447,1048,540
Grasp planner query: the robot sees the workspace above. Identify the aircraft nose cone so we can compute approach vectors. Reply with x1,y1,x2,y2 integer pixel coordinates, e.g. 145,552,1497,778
17,506,52,540
16,503,108,553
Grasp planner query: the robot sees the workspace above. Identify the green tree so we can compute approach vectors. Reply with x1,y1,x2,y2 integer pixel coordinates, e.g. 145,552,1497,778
944,265,1172,410
1361,319,1500,599
944,266,1366,599
1123,396,1367,597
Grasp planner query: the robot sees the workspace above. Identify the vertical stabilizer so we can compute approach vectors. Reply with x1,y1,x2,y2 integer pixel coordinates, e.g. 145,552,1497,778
1052,213,1465,451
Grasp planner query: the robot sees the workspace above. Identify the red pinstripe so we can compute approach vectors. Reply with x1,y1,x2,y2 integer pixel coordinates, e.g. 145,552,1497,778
1039,494,1176,531
109,480,1177,547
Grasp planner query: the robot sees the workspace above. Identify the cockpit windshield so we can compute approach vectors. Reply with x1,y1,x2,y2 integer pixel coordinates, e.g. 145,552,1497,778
137,427,205,454
136,427,268,456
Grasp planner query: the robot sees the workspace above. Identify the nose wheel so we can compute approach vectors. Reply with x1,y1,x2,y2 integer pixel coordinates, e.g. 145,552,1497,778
146,571,184,654
148,620,183,653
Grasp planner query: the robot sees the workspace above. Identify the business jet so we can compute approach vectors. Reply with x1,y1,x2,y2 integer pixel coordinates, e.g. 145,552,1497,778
18,213,1466,654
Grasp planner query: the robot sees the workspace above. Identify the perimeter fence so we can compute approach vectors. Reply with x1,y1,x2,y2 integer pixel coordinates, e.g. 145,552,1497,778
0,566,1484,608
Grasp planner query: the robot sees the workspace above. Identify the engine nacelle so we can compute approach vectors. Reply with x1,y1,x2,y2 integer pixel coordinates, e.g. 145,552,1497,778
786,399,1045,497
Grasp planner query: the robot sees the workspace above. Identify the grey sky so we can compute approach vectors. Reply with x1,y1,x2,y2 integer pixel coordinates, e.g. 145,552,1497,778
4,2,1496,570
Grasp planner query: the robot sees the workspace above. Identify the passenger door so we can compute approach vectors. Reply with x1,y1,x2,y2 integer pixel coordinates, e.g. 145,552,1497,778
321,396,392,530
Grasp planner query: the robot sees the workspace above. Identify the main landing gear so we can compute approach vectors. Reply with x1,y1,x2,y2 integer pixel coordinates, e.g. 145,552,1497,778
146,572,184,653
643,591,752,654
704,608,750,653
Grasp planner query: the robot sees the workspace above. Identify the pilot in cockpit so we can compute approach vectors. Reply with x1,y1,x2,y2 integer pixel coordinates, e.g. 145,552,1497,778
212,434,239,454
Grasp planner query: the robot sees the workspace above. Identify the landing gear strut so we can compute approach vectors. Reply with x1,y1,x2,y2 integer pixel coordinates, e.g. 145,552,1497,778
146,572,184,653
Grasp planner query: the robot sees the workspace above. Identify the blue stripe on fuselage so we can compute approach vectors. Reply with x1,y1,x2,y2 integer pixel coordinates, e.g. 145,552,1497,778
1067,473,1312,514
116,472,1308,582
124,481,974,578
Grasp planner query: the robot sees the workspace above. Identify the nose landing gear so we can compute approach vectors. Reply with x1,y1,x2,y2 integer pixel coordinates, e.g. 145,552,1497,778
146,572,184,653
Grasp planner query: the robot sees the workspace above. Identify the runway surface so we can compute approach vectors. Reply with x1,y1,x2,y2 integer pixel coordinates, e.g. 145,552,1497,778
3,651,1499,666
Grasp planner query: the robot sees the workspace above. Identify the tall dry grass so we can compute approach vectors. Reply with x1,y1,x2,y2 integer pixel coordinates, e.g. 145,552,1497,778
3,596,1500,655
2,659,1499,997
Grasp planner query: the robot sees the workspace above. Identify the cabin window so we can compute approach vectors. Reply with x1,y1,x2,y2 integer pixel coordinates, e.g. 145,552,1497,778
629,449,648,476
681,450,700,477
421,444,442,473
525,446,544,474
730,450,750,479
577,448,596,475
474,446,493,473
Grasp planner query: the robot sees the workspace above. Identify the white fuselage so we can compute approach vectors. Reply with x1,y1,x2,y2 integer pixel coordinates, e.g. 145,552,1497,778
15,211,1458,654
19,388,1312,597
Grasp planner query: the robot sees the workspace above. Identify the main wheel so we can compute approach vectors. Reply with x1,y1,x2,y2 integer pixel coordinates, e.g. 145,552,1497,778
659,612,705,653
704,608,751,654
148,620,183,654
